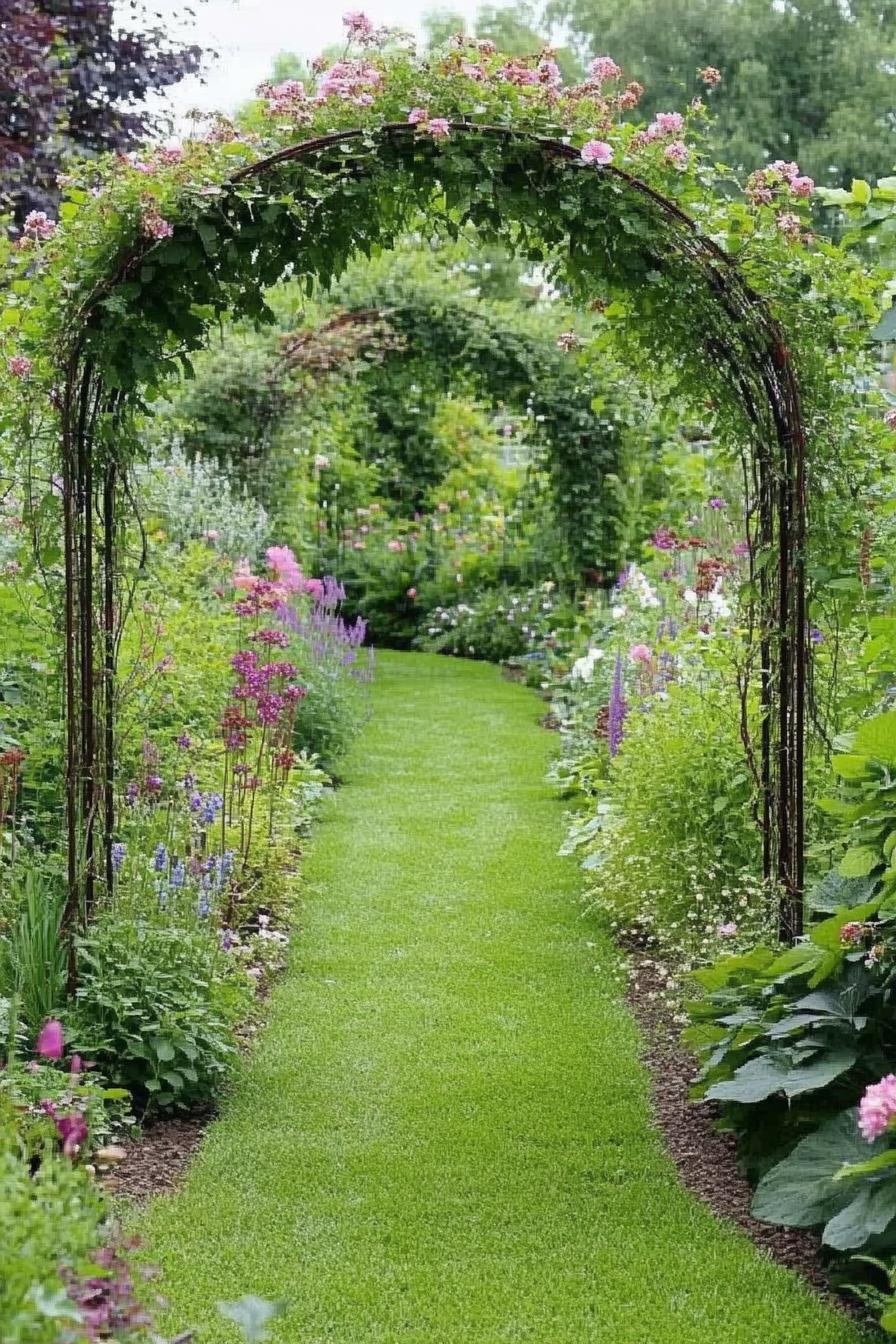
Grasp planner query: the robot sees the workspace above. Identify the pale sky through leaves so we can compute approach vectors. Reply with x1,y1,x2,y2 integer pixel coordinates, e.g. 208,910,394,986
145,0,485,119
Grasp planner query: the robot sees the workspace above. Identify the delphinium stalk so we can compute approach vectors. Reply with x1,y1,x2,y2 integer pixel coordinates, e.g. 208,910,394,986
608,650,627,757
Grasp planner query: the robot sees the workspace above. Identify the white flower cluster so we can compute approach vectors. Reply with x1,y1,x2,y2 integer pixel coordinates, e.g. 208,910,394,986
571,647,604,683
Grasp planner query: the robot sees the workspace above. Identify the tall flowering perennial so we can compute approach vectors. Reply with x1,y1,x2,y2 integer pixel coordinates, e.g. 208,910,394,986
608,651,627,757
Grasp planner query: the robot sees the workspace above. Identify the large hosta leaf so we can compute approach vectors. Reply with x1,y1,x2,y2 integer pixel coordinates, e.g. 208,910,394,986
823,1179,896,1251
808,870,879,914
855,710,896,764
753,1109,882,1229
707,1046,856,1104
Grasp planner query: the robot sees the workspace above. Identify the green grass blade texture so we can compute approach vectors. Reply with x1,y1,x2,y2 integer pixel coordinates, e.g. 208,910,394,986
142,652,864,1343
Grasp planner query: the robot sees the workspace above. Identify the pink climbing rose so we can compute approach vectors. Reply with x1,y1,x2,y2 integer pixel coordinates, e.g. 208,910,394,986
859,1074,896,1142
588,55,621,83
664,140,689,170
652,111,684,135
36,1019,64,1060
581,140,613,167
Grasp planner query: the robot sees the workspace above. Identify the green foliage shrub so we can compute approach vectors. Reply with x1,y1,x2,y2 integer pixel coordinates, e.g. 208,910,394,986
72,921,247,1114
578,682,766,940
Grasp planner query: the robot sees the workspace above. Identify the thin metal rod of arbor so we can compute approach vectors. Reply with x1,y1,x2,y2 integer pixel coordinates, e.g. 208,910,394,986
59,123,808,950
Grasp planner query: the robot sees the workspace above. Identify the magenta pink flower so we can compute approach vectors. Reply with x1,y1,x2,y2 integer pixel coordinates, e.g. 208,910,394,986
588,55,621,83
790,175,814,198
36,1019,64,1060
408,107,428,125
7,355,33,379
581,140,613,167
859,1074,896,1142
628,643,652,665
428,118,451,139
771,159,800,181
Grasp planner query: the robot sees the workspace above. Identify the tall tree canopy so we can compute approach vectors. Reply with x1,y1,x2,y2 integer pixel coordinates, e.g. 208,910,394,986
0,0,207,219
545,0,896,186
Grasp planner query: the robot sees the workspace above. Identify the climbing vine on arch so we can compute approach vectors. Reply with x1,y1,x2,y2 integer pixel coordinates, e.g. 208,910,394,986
0,18,888,954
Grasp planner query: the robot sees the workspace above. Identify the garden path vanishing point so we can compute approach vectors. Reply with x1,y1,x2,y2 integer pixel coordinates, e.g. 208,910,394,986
142,651,865,1344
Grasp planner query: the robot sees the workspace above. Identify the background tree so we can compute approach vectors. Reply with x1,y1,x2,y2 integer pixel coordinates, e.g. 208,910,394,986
0,0,208,219
543,0,896,186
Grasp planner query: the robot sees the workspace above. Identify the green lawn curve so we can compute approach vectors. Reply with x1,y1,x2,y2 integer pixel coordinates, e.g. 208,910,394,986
142,650,865,1344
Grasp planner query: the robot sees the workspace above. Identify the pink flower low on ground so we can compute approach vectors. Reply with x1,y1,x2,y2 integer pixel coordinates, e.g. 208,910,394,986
581,140,613,166
36,1019,64,1060
859,1074,896,1142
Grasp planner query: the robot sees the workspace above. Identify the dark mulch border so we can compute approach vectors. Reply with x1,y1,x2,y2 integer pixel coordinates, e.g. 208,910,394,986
104,1113,211,1204
625,946,861,1314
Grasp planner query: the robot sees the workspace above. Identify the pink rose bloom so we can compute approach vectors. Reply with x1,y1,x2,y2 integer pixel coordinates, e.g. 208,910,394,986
628,643,652,664
653,111,684,135
36,1019,64,1060
664,140,689,169
343,10,375,41
717,921,738,938
142,210,174,241
428,118,451,139
790,175,814,198
588,55,621,84
408,107,428,125
7,355,33,379
581,140,614,166
859,1074,896,1142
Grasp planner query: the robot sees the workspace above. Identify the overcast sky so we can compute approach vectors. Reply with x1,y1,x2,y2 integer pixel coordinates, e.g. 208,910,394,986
148,0,485,119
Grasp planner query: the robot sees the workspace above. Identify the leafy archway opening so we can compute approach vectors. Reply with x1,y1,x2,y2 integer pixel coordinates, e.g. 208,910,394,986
6,32,873,960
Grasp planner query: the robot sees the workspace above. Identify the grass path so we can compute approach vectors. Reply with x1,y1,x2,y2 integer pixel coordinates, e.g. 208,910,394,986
143,651,864,1344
